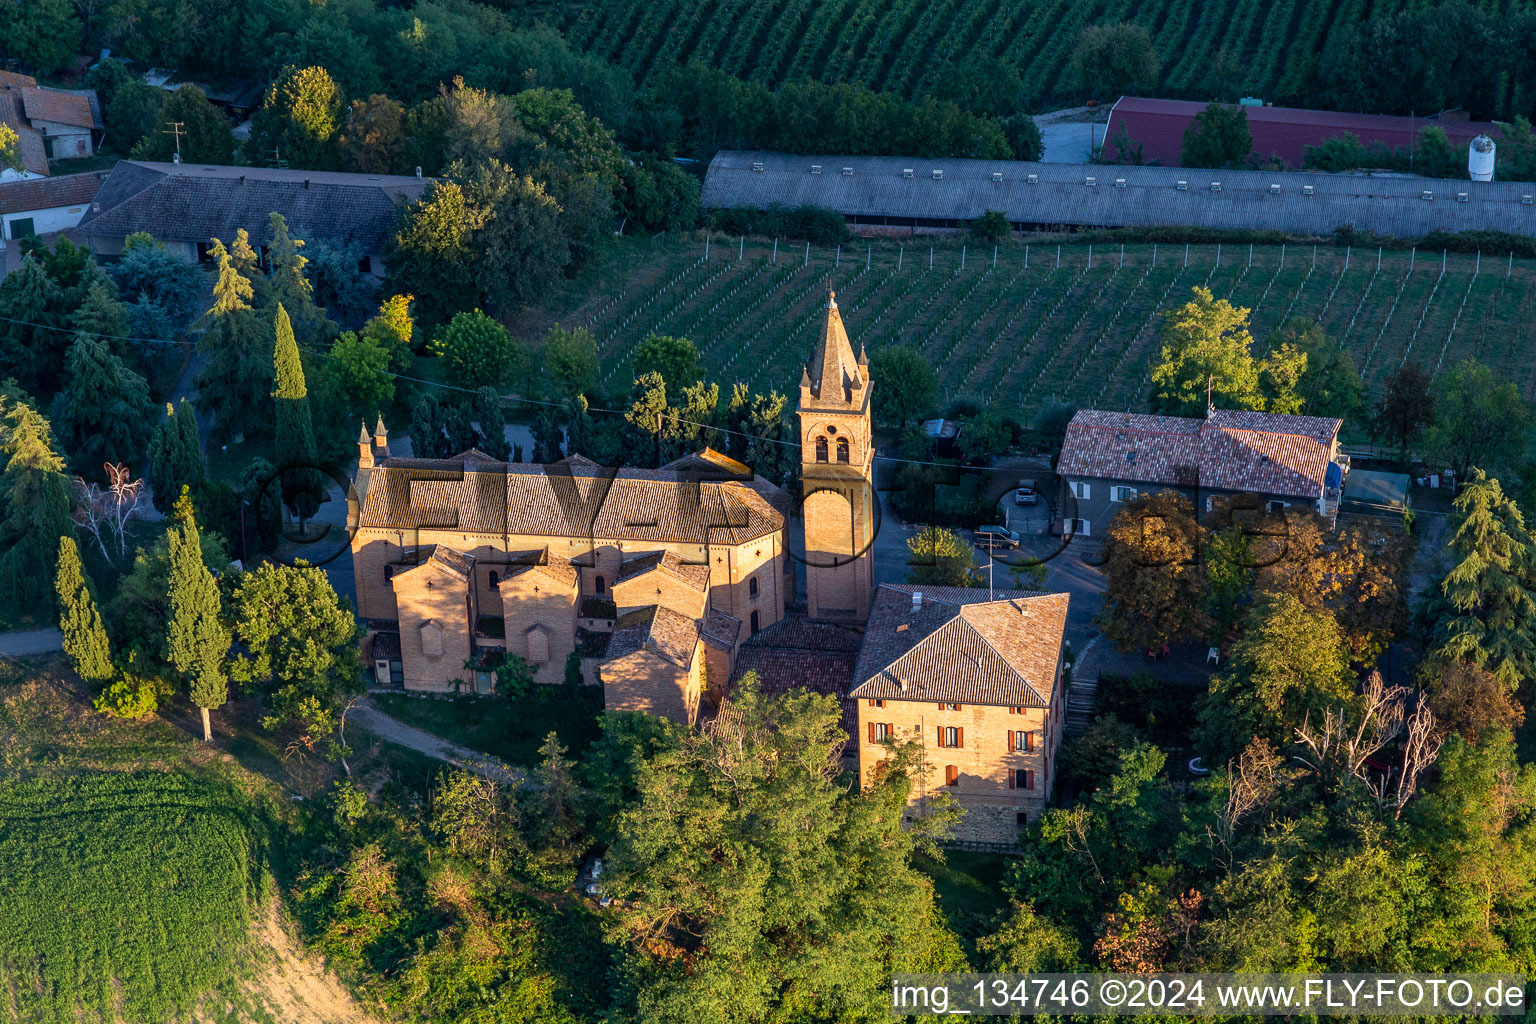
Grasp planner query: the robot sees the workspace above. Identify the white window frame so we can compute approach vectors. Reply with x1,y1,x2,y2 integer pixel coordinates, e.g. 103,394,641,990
1064,518,1091,537
1110,485,1137,502
1267,499,1291,512
1069,481,1091,501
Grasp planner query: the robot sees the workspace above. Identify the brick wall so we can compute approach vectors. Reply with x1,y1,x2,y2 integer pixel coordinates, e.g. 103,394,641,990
601,642,703,725
390,561,474,692
498,569,577,684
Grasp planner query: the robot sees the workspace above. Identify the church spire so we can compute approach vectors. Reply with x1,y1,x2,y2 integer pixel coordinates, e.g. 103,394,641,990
806,289,861,405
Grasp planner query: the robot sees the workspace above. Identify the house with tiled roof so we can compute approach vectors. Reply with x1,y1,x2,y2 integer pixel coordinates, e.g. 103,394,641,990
850,584,1070,843
1055,406,1348,536
75,160,430,277
0,170,108,243
0,73,102,182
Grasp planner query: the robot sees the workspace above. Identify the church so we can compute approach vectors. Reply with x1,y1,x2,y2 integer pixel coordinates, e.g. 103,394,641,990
348,292,1067,844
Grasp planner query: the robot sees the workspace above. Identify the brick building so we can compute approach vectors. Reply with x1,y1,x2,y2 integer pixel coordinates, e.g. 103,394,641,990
850,585,1069,844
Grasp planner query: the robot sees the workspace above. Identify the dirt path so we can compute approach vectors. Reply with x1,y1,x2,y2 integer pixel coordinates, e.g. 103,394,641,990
205,901,384,1024
349,698,525,783
0,627,62,656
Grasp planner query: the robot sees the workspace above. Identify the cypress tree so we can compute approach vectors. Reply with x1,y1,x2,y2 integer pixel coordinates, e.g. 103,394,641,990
196,238,272,442
166,507,228,742
266,212,334,343
474,386,511,459
53,332,155,471
56,535,112,684
272,303,321,516
0,402,73,616
146,400,205,512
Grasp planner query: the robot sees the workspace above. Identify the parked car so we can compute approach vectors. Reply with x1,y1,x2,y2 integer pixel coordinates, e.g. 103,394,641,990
1015,479,1038,505
584,858,605,898
975,525,1021,550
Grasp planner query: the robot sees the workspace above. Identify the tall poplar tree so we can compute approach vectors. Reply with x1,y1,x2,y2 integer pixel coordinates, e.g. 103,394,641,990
196,239,272,442
272,303,321,516
56,536,112,685
166,506,228,742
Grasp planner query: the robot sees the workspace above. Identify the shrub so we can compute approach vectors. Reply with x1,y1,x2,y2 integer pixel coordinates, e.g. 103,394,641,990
93,674,159,719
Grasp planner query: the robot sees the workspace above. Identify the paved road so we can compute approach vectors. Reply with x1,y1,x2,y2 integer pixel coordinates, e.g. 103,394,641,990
348,698,524,783
0,628,63,656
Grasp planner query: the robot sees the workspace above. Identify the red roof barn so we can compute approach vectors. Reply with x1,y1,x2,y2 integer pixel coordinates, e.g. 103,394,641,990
1103,96,1503,170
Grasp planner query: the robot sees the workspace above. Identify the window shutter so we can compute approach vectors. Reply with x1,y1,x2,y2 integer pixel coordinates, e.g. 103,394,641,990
1025,770,1035,790
1023,730,1033,752
957,727,964,748
1007,730,1015,752
868,722,875,743
1008,770,1016,790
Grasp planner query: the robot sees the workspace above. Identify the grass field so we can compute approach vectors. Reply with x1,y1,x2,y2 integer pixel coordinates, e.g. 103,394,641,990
371,689,605,766
545,0,1408,110
534,236,1536,421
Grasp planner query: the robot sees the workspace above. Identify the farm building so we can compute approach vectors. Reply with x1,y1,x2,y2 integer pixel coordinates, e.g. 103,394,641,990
702,150,1536,239
1103,97,1502,171
0,171,110,245
75,161,431,276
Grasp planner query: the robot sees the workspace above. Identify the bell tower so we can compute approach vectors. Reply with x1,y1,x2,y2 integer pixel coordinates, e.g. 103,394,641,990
798,291,875,623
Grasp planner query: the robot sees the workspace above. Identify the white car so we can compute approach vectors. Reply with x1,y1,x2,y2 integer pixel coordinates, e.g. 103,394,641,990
1014,479,1039,505
584,858,605,897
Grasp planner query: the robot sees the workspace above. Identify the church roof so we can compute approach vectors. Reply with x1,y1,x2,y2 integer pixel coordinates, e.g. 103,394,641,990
804,291,864,405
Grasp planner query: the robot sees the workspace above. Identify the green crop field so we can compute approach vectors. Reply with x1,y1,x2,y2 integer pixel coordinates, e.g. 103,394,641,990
541,236,1536,418
544,0,1417,108
0,771,263,1023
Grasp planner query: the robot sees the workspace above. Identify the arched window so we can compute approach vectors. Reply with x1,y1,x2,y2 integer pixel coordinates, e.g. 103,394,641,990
748,576,759,598
594,575,606,594
836,437,850,464
815,436,828,463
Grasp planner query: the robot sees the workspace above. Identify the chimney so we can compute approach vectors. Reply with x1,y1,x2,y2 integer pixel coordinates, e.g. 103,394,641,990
172,151,180,165
303,178,310,189
357,421,373,470
415,166,423,178
910,591,923,614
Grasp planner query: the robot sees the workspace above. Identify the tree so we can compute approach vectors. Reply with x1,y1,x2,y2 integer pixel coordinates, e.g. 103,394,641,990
387,180,480,324
0,401,73,617
1424,660,1524,746
1375,360,1435,461
1069,22,1161,99
52,331,155,472
0,124,18,173
870,346,937,430
906,526,979,587
0,255,64,394
1423,359,1529,480
105,81,166,154
250,65,343,170
272,304,321,517
541,324,598,400
977,901,1082,972
955,409,1015,465
362,294,415,373
970,210,1011,243
129,85,235,164
430,309,523,389
1180,104,1253,169
166,507,229,742
337,94,407,174
196,239,272,442
605,677,964,1022
110,233,204,328
1424,469,1536,689
266,212,335,344
303,240,373,329
409,393,452,460
0,0,80,74
1268,319,1364,422
999,114,1045,161
1258,341,1306,415
633,334,702,388
147,401,205,513
56,536,112,685
320,331,394,423
1150,287,1265,415
474,387,512,460
623,371,669,465
1097,490,1209,652
462,161,571,317
1198,592,1355,759
228,561,360,749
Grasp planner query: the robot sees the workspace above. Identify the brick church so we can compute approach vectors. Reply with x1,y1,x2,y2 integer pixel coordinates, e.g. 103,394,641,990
348,292,1068,843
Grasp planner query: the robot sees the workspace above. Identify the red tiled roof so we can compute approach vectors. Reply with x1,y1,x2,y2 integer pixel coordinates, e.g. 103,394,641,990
1058,407,1341,499
1104,96,1504,169
0,170,106,214
605,605,699,668
730,613,862,735
617,549,711,592
20,88,99,130
0,91,48,177
0,72,37,90
849,585,1068,707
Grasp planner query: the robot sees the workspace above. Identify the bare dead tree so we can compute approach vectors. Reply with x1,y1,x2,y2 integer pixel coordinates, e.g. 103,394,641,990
1293,670,1443,818
1208,739,1296,868
71,464,147,562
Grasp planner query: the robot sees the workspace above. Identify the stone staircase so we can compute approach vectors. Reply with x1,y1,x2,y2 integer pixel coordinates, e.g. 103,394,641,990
1065,676,1098,737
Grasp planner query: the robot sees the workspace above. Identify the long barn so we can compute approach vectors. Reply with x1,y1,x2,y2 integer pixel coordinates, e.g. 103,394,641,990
701,150,1536,239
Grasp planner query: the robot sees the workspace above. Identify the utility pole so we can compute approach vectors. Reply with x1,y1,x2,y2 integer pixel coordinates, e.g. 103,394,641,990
162,121,186,161
268,146,288,170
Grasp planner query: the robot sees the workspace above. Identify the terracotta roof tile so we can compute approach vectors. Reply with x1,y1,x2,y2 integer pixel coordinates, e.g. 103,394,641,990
0,170,107,214
0,72,38,90
358,455,785,546
617,548,710,591
20,88,99,129
1058,407,1341,499
849,585,1067,706
503,552,578,588
729,614,862,735
0,91,48,177
700,608,741,652
604,605,699,668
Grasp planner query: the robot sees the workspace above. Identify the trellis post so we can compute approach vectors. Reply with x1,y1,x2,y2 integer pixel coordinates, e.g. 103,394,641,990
772,237,778,263
993,245,998,269
1377,247,1382,271
1215,243,1221,268
1087,244,1092,268
1183,243,1188,267
835,244,840,268
867,246,872,271
804,241,809,266
1248,243,1253,267
1056,245,1061,268
930,246,934,269
704,235,710,261
1344,245,1350,270
961,245,966,271
740,235,744,260
1024,245,1029,269
1410,247,1415,272
898,246,903,272
1508,251,1513,280
1441,248,1446,273
1280,243,1285,269
1475,250,1480,276
1152,243,1157,266
1120,242,1125,267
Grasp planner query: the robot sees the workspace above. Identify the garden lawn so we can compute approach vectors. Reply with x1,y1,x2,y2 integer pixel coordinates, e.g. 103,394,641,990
371,689,605,765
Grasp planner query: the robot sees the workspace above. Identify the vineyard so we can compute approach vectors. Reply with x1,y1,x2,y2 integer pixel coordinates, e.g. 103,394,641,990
548,237,1536,419
543,0,1409,109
